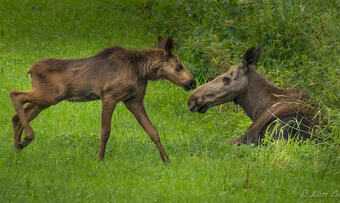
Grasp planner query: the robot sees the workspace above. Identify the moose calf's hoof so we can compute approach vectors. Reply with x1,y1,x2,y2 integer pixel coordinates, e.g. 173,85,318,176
14,143,24,151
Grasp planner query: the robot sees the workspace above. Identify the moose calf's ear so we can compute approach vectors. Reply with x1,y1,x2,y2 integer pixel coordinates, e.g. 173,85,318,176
158,36,166,49
164,37,174,53
242,45,262,66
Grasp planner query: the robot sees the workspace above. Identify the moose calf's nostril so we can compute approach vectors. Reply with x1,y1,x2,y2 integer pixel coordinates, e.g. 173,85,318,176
184,80,196,91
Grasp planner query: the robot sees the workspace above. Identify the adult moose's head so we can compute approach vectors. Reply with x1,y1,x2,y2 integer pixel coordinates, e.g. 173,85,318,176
156,36,196,91
188,45,321,145
188,45,262,113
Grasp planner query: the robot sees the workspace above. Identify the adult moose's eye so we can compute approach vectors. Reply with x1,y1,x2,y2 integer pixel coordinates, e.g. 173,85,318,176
176,65,183,72
223,77,230,85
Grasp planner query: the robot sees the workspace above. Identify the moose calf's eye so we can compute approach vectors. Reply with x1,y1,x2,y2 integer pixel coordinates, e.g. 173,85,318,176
176,65,183,72
223,77,230,85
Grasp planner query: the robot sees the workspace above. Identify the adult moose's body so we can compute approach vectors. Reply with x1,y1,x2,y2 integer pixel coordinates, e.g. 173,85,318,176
10,36,196,162
188,45,321,145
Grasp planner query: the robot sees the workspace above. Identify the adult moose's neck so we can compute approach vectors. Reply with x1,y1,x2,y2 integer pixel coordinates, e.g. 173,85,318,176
235,68,285,121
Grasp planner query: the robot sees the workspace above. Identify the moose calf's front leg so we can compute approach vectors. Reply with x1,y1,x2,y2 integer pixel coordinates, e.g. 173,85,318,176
124,100,170,162
98,99,117,160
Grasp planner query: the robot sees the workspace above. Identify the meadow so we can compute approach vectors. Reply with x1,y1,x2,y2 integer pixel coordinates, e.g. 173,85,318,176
0,0,339,202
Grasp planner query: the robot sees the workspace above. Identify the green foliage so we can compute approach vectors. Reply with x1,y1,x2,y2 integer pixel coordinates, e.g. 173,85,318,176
138,0,340,106
0,0,339,202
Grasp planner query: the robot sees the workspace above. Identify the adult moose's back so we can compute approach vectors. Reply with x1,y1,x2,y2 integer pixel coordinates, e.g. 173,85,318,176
10,36,196,162
188,45,323,144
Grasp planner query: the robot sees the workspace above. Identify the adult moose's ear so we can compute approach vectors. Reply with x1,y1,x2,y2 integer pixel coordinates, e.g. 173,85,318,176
158,36,167,49
242,45,262,66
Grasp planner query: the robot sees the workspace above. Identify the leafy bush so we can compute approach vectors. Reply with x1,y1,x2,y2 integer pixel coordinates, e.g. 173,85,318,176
133,0,339,107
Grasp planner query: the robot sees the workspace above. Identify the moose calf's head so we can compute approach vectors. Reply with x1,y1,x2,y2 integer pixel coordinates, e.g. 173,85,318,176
157,36,196,91
188,45,262,113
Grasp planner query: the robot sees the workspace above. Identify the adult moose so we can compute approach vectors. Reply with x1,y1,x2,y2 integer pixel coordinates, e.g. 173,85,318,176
188,45,322,145
10,36,196,162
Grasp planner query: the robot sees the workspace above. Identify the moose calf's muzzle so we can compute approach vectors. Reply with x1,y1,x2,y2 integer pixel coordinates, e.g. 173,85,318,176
184,80,196,91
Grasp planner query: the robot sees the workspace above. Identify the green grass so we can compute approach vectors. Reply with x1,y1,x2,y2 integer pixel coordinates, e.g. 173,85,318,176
0,0,339,202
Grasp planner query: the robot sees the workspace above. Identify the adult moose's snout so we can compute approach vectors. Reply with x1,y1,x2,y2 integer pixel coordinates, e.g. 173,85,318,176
184,80,196,91
187,93,203,113
188,96,198,112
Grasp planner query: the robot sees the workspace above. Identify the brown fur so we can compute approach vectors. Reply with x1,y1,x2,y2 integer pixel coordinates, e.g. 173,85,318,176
188,45,322,145
10,36,196,162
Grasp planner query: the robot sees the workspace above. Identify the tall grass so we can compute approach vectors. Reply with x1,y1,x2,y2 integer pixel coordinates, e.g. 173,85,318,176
0,0,339,202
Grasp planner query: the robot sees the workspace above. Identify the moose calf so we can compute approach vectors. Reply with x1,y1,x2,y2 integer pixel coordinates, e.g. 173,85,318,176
10,36,196,162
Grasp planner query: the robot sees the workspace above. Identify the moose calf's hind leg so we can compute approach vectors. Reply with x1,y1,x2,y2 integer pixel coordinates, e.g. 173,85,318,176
12,103,36,150
12,104,49,150
10,90,37,148
10,89,53,150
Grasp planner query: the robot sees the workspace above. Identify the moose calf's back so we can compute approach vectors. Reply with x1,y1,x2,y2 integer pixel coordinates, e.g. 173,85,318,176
28,47,141,103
